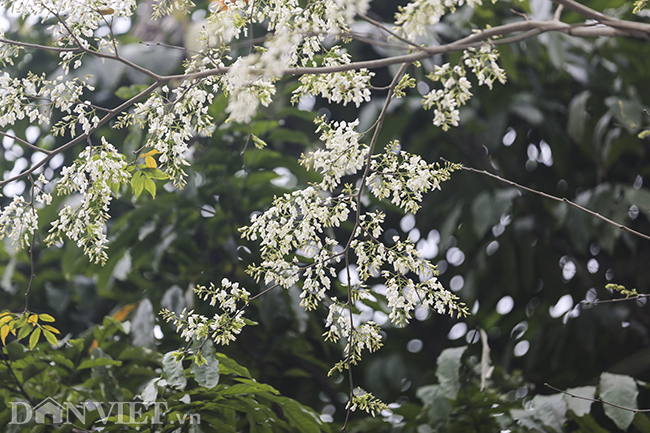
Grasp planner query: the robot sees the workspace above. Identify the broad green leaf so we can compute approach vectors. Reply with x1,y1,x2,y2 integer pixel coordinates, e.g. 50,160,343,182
416,384,451,427
78,358,123,370
163,351,187,390
22,361,47,382
564,386,596,417
531,394,567,432
191,349,220,389
600,372,638,430
140,167,168,180
140,378,160,404
216,353,252,378
435,346,467,400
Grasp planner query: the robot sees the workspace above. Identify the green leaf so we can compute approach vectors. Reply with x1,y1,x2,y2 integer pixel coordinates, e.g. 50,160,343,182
416,384,451,427
77,358,123,370
143,176,156,199
191,349,220,389
16,323,34,341
139,167,168,180
163,351,187,390
567,90,590,143
531,394,567,433
23,361,47,382
38,313,55,322
435,346,467,400
131,171,145,198
564,386,596,417
216,353,252,378
219,382,279,396
267,396,324,433
115,84,149,100
42,328,58,346
600,372,638,430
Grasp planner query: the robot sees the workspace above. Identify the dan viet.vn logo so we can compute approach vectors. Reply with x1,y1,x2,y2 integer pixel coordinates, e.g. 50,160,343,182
10,398,200,426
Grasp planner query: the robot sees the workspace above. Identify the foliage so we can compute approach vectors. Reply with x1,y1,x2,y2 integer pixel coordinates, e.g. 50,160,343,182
1,0,650,432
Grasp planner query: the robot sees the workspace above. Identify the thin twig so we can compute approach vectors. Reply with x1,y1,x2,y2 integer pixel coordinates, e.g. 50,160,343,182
545,383,650,413
581,294,650,305
454,162,650,242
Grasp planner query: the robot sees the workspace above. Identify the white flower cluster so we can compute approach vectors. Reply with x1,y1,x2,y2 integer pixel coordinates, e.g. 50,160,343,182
5,0,136,53
162,278,251,345
222,56,278,124
241,186,352,291
395,0,484,40
118,82,215,186
0,72,95,131
301,116,368,190
0,30,22,66
0,196,38,249
325,298,383,373
293,47,374,109
367,141,460,213
463,45,508,90
44,138,130,264
384,271,462,326
422,63,472,131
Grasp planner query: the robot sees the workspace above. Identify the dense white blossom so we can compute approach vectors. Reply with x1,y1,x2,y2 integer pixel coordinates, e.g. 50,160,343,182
44,138,130,264
395,0,484,40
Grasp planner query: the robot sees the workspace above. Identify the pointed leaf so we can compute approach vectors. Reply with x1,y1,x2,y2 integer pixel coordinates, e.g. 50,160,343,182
29,327,41,350
42,329,58,346
42,325,60,334
131,171,145,198
1,324,9,345
16,323,34,341
143,176,156,199
38,314,55,322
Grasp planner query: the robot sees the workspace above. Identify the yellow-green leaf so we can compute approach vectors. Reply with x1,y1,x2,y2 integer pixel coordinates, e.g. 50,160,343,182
42,325,60,334
42,329,58,346
1,324,9,345
27,314,38,325
38,313,55,322
0,314,13,325
251,134,267,149
29,327,41,350
131,171,145,198
17,323,34,341
144,177,156,199
145,155,157,168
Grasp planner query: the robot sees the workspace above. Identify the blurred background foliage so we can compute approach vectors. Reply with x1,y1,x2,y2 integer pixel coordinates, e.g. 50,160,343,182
2,0,650,431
